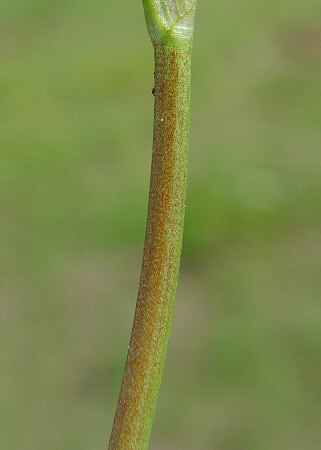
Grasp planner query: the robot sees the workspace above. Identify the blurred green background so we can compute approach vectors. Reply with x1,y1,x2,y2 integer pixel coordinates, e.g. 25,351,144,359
1,0,321,448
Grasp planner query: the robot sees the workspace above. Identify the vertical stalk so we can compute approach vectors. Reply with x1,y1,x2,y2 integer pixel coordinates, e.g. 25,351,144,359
109,2,197,448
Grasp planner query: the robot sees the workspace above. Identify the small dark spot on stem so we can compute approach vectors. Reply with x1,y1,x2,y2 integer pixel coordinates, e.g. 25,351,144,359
152,87,155,95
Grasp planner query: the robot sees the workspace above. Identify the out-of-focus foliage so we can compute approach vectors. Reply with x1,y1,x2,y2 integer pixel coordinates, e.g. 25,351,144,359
1,0,321,448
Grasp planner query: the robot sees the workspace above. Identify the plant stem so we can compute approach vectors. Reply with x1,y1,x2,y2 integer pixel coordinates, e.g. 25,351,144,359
108,12,195,450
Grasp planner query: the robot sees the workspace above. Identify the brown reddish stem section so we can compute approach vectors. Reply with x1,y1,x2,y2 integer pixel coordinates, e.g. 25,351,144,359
109,38,193,449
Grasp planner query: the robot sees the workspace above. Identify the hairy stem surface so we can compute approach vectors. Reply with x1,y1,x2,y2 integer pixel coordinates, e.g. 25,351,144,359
108,22,194,450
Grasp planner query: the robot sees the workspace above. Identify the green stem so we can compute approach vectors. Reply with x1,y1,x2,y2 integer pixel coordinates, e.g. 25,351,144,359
108,5,196,449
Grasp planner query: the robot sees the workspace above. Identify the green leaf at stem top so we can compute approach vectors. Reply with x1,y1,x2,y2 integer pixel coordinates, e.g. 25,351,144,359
142,0,197,41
